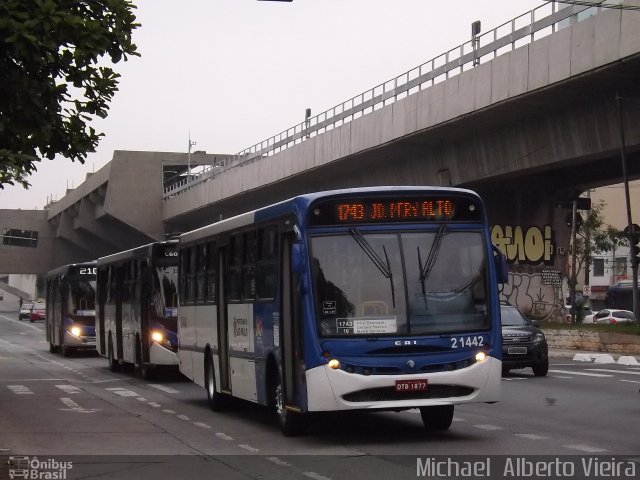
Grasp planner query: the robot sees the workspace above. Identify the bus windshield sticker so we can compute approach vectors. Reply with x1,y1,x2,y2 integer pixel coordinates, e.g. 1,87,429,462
323,301,337,315
336,317,397,335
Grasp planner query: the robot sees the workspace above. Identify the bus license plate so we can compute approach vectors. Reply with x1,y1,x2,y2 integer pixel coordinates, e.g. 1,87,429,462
395,379,428,392
508,347,527,354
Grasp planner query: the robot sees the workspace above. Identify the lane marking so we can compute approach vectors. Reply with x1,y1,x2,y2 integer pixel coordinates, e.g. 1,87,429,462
176,414,190,421
193,422,211,429
8,385,34,395
474,424,503,430
162,409,176,414
302,472,332,480
136,397,148,402
550,376,573,379
515,433,549,440
587,368,640,376
59,397,99,414
106,387,139,397
148,402,161,408
148,384,180,394
267,457,292,467
564,444,607,453
216,433,234,441
620,379,640,385
238,444,259,453
55,385,82,394
548,370,613,377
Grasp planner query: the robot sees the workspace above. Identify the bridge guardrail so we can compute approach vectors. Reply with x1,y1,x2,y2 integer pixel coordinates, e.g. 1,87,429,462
163,0,608,200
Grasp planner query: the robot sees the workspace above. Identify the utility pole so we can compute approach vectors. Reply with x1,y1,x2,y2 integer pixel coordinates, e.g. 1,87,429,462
570,199,578,323
616,92,639,321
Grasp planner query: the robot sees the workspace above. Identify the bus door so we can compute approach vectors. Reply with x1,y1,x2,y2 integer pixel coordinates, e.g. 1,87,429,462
217,248,231,394
280,234,304,411
140,260,150,364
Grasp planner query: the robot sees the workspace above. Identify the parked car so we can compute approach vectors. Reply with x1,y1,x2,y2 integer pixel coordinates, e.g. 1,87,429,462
593,309,636,325
500,303,549,376
19,302,34,320
29,302,46,322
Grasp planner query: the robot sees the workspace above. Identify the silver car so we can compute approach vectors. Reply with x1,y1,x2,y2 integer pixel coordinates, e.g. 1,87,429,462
593,309,636,325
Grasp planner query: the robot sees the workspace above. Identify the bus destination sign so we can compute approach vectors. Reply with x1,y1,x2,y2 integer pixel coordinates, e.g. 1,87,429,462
309,196,481,226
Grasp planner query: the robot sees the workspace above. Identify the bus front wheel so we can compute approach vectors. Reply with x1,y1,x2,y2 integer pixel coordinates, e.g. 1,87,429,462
274,372,305,437
204,353,224,411
419,405,454,431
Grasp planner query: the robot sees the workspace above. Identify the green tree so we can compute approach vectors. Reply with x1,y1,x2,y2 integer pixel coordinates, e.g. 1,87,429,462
569,199,628,320
0,0,140,189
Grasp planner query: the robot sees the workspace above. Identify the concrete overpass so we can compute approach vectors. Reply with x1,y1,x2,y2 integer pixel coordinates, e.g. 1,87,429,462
162,0,640,232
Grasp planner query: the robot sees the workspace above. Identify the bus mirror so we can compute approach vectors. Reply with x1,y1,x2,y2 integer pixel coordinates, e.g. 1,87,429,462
493,246,508,284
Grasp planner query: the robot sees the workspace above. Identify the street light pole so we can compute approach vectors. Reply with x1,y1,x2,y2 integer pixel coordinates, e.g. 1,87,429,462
616,92,639,321
188,134,196,183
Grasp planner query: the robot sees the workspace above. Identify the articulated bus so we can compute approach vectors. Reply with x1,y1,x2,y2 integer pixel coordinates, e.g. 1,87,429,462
96,241,179,379
178,187,507,435
45,262,97,356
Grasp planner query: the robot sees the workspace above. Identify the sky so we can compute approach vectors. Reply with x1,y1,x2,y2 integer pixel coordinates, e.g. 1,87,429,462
1,0,545,210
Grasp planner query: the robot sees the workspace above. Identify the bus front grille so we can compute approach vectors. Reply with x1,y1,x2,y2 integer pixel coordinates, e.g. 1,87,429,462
342,385,474,402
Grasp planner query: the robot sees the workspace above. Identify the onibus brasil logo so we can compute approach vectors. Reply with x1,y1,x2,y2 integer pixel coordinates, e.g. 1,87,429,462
8,456,73,479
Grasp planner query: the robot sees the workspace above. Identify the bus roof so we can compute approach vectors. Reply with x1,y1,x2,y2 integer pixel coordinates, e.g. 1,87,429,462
180,186,482,245
96,239,178,267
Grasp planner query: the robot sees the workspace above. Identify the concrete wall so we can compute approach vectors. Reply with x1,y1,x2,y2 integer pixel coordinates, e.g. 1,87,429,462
545,329,640,355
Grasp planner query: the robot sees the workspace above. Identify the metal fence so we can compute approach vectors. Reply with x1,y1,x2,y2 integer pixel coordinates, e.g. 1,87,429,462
163,0,609,200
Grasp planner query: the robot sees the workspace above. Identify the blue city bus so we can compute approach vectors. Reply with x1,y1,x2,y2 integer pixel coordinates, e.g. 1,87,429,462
45,261,97,356
96,241,179,379
177,187,506,435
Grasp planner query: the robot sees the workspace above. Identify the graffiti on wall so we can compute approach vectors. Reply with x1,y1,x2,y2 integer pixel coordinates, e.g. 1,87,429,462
491,225,555,265
491,225,564,321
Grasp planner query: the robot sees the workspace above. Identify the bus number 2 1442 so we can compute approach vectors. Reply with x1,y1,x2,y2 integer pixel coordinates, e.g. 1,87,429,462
450,336,484,349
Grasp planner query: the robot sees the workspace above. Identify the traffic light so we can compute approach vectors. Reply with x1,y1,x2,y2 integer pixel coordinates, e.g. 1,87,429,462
632,233,640,267
624,224,640,267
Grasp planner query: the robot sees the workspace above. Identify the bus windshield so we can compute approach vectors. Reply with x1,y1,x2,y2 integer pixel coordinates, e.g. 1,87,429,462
153,266,178,319
311,229,489,337
67,278,96,321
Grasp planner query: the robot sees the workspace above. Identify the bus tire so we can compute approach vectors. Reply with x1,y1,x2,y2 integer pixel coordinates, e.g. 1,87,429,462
419,405,454,431
108,335,119,372
49,342,58,354
204,353,224,411
274,372,305,437
140,363,154,380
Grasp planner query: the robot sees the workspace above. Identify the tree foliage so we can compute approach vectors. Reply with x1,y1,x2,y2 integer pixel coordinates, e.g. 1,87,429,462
0,0,140,189
569,199,629,289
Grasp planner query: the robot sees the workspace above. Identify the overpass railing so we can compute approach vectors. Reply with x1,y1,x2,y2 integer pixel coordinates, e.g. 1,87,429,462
163,0,610,200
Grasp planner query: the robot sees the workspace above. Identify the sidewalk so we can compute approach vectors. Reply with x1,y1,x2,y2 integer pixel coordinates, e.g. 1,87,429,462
548,346,639,363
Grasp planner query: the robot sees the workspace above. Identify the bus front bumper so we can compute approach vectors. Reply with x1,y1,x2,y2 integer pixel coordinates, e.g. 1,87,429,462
305,356,501,412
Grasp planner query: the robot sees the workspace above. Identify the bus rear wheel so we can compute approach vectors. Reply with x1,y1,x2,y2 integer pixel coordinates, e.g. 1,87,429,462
419,405,454,431
205,353,224,411
274,372,305,437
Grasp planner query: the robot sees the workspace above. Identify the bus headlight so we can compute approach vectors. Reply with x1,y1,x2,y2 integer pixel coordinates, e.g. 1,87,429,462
327,359,341,370
151,331,164,343
475,351,487,363
70,326,81,337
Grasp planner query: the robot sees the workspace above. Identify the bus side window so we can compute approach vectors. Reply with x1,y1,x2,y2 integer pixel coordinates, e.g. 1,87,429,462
242,230,257,301
206,242,217,303
197,243,207,303
257,226,278,300
228,234,242,302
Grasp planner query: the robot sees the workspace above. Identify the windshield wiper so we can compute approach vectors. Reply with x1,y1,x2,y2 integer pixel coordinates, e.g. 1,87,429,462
416,224,447,307
349,228,395,308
